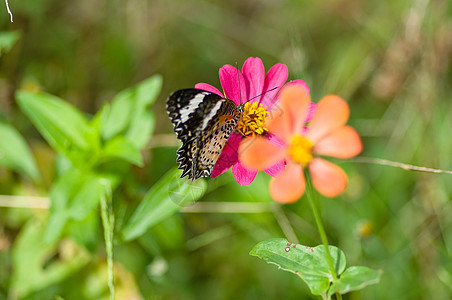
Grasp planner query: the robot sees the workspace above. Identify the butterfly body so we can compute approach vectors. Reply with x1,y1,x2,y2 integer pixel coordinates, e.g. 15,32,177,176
167,89,240,179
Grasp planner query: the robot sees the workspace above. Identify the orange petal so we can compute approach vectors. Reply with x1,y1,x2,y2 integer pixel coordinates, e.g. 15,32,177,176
314,126,362,158
307,95,349,143
269,163,305,203
267,84,311,140
239,136,286,170
308,158,347,197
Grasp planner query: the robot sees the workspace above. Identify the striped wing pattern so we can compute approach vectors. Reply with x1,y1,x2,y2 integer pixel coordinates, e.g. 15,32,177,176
167,89,240,179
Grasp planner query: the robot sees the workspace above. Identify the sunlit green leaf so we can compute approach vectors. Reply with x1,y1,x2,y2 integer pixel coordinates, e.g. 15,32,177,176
67,211,99,253
68,176,108,220
137,231,161,257
126,110,155,149
0,31,20,55
149,215,184,251
45,170,78,243
134,74,162,108
16,90,91,153
328,266,382,298
100,91,134,141
121,168,206,241
11,219,90,298
250,238,346,295
101,74,162,141
45,169,108,243
0,122,39,180
101,136,143,166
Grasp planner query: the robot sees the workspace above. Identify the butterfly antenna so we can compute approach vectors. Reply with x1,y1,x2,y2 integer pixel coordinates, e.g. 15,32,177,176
247,86,279,104
235,61,242,105
233,60,280,106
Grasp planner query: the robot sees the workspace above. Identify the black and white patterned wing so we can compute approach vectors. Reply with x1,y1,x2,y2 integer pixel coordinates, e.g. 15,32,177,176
192,101,239,178
166,89,240,179
167,89,224,142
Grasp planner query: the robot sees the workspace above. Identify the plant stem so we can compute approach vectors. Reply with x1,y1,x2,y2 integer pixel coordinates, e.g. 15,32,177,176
303,169,342,300
100,181,115,300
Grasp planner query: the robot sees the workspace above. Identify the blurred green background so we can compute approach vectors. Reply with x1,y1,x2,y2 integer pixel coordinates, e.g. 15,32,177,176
1,0,452,299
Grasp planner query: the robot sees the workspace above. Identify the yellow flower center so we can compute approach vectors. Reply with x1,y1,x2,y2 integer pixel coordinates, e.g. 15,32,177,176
288,135,313,166
237,102,270,136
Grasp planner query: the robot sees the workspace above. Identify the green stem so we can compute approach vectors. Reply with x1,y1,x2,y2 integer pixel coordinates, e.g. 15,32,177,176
100,181,115,300
303,169,342,300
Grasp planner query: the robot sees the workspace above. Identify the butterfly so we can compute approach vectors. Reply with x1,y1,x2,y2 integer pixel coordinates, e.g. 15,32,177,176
167,89,241,180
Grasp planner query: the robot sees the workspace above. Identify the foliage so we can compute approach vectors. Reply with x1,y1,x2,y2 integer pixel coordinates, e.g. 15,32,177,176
0,0,452,299
0,122,39,181
15,75,163,245
0,31,20,55
122,168,207,241
6,74,201,298
250,238,381,299
11,219,91,298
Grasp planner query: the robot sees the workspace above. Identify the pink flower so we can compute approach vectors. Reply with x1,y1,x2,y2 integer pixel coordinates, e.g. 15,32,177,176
239,84,363,203
196,57,311,185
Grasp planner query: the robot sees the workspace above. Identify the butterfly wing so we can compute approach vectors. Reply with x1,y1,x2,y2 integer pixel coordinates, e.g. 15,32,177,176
167,89,223,141
193,105,239,179
167,89,240,179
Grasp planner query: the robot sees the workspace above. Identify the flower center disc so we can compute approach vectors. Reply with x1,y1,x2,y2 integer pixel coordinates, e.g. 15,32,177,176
237,102,270,136
289,135,313,166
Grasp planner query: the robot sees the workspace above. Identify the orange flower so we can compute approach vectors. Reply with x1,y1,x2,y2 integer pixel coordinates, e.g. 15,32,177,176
239,84,362,203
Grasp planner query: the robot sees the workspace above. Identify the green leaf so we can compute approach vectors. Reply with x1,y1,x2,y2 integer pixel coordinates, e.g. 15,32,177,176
101,74,162,141
100,91,134,140
101,136,143,166
149,215,184,251
0,31,20,56
45,170,81,243
0,122,39,180
11,218,90,298
134,74,162,108
16,90,91,153
250,238,346,295
328,266,382,297
45,169,109,243
68,176,108,220
126,110,155,149
121,168,206,241
67,211,99,253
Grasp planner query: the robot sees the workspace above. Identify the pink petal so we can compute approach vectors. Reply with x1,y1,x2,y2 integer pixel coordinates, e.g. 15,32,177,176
194,83,224,97
263,134,286,177
261,63,288,108
314,126,362,159
264,160,285,177
232,162,257,186
272,80,313,127
305,102,317,122
211,159,235,178
267,84,311,140
269,163,305,203
266,132,286,148
239,136,286,170
211,133,241,178
308,158,347,197
242,57,265,103
219,64,248,105
300,102,317,135
307,95,349,143
284,79,310,94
